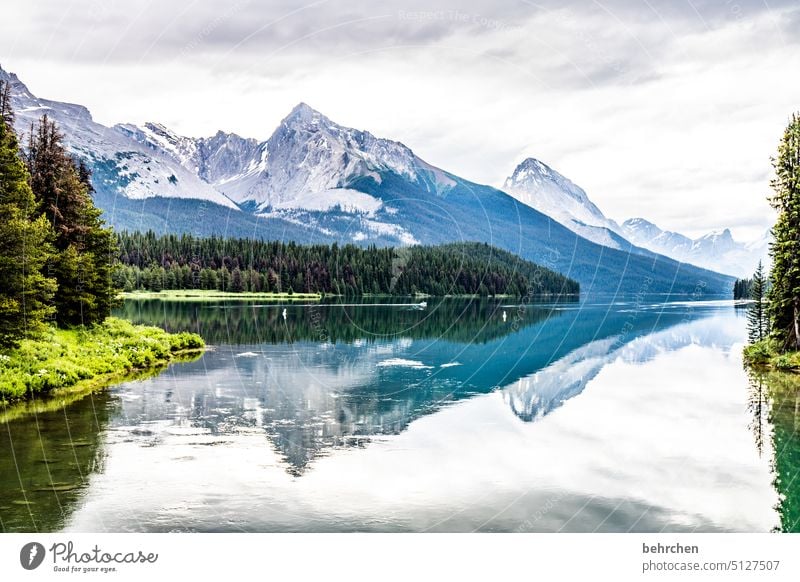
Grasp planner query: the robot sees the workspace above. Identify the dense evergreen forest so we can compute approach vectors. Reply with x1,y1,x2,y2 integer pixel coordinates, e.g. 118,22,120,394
0,81,117,348
767,113,800,352
734,277,753,300
115,232,580,297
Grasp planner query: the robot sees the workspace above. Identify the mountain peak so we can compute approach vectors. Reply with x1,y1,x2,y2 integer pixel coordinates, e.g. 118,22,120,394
623,217,655,228
283,102,328,127
503,157,615,238
515,157,553,175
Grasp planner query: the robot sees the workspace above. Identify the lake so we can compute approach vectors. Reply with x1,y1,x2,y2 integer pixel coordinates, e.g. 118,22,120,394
1,297,798,532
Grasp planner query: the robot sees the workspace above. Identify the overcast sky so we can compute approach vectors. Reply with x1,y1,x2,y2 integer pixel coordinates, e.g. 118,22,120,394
2,0,798,240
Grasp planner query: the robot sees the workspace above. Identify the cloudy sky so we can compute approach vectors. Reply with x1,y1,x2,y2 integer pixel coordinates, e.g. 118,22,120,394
2,0,798,240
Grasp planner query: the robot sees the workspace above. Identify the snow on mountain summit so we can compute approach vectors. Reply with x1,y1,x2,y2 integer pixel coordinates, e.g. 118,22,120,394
503,158,628,250
504,158,609,225
190,101,454,217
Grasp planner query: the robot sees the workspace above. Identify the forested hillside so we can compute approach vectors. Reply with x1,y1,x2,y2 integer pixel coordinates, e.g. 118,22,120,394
116,232,579,297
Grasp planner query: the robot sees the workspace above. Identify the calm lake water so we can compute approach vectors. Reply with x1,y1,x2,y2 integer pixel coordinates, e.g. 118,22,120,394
1,298,798,532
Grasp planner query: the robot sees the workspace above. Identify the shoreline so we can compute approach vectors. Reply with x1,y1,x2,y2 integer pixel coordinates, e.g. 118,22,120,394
120,290,323,301
119,290,582,301
0,318,206,411
743,340,800,373
0,352,203,424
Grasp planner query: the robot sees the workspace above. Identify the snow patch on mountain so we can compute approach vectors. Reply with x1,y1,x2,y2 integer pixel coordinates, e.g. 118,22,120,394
271,188,382,214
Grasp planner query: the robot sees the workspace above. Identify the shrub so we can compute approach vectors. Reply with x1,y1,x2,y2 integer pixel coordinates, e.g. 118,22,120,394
743,340,774,365
0,318,204,402
774,354,799,371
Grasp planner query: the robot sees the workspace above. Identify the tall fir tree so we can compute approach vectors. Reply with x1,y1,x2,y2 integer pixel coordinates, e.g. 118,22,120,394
767,113,800,352
747,261,768,344
26,115,119,326
0,81,56,348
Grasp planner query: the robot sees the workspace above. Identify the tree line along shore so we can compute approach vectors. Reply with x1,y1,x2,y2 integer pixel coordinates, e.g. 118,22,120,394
742,113,800,372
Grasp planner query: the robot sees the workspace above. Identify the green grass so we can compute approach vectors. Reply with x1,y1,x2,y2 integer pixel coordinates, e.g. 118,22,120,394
120,290,322,301
743,339,800,371
0,318,204,403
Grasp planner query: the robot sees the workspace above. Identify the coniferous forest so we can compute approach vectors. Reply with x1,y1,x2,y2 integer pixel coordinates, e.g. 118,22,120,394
734,277,754,300
115,231,579,297
0,81,118,349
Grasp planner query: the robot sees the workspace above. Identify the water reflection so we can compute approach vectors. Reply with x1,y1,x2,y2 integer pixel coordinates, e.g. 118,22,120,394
0,299,795,532
746,369,800,532
117,297,559,345
112,299,718,475
0,391,115,532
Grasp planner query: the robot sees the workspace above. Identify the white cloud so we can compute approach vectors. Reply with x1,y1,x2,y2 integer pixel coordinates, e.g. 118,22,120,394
1,0,797,241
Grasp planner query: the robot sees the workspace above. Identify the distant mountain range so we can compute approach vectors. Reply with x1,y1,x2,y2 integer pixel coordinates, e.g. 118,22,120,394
0,64,735,294
619,219,769,278
503,158,769,278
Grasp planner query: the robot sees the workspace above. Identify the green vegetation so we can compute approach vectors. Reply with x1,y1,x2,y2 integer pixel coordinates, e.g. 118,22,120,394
0,317,204,403
0,81,118,349
121,289,321,301
767,113,800,353
746,261,769,343
744,114,800,372
0,84,200,407
733,277,753,300
116,231,579,297
26,117,119,326
0,82,56,348
744,340,800,371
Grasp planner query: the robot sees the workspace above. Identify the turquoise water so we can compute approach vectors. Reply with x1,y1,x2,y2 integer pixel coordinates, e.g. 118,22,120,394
1,298,794,532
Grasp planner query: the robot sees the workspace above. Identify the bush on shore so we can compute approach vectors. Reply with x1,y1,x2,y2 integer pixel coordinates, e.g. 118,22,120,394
0,317,204,402
744,339,800,371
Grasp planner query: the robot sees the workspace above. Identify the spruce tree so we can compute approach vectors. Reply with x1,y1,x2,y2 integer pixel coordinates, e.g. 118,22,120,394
747,261,768,343
767,113,800,352
26,115,119,326
0,81,56,348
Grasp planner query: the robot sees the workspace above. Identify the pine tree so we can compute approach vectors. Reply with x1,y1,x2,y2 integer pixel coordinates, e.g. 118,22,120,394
0,81,56,348
747,261,768,343
26,115,119,326
767,113,800,352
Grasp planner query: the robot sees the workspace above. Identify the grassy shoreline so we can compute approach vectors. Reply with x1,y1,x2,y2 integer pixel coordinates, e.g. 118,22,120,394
120,290,322,301
743,339,800,372
0,317,205,406
120,290,580,301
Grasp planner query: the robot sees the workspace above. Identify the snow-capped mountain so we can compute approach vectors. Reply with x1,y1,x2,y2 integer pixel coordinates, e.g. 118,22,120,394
1,67,239,211
216,103,452,211
0,63,735,294
115,103,461,243
502,158,632,250
621,218,769,277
